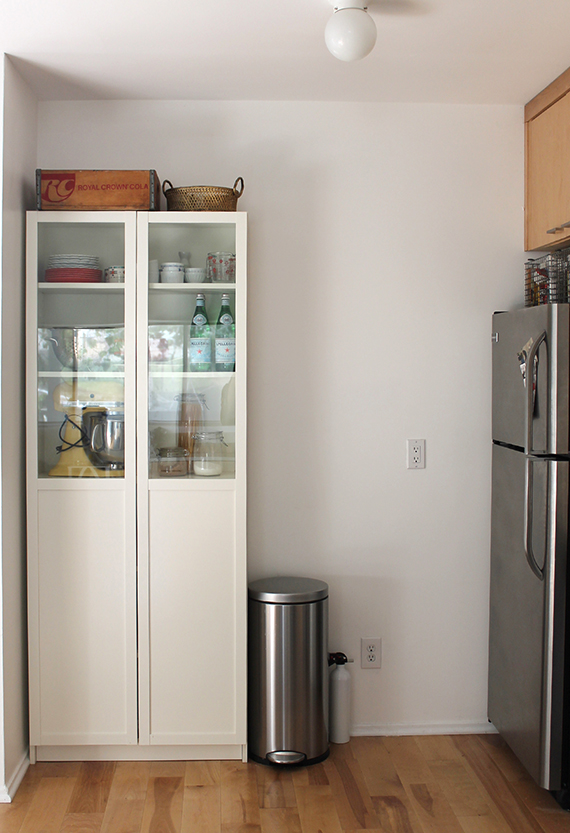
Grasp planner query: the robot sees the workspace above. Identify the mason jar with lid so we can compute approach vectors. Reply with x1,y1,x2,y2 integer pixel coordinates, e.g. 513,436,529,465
193,431,226,477
176,392,206,473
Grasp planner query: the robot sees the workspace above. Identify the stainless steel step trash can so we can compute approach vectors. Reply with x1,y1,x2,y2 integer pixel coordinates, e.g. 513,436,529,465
248,576,329,766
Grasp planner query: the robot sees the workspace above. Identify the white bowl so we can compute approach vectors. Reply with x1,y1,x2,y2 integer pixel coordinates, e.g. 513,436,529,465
185,268,206,283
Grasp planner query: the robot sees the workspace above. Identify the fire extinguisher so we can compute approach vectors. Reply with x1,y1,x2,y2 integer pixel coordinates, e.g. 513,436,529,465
328,652,351,744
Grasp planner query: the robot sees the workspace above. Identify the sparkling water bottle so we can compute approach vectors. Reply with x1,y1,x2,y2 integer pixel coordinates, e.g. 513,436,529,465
189,294,211,371
214,294,236,372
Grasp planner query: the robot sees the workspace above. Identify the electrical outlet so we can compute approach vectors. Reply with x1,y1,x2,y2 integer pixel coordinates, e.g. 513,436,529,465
407,438,426,469
361,638,382,669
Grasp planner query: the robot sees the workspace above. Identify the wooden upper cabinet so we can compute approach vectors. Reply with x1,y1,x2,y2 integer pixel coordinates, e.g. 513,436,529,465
526,67,570,251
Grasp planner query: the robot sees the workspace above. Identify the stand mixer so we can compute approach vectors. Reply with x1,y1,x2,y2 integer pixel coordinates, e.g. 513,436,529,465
47,328,125,477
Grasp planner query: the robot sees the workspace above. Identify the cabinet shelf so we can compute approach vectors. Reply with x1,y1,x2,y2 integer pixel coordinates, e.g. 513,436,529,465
38,283,125,292
38,371,125,378
149,283,235,291
149,476,236,490
148,370,234,378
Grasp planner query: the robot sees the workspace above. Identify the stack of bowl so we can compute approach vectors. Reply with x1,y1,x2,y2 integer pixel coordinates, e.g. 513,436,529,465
160,262,184,283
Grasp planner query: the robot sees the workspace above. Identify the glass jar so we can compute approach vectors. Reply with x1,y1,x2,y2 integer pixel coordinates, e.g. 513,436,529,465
157,447,189,477
192,431,226,477
176,392,206,473
207,252,236,283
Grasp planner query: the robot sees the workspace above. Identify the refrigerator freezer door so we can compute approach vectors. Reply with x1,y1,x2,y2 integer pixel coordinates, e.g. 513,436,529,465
492,305,570,455
488,443,569,789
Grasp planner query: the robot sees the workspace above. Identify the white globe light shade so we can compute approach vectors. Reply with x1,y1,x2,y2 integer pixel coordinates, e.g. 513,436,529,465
325,7,377,62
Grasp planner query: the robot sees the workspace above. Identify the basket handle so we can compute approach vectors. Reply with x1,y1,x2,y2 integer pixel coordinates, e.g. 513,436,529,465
232,177,244,198
162,179,174,196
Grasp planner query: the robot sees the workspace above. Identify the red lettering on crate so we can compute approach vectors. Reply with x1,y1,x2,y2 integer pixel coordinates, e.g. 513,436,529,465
41,172,76,203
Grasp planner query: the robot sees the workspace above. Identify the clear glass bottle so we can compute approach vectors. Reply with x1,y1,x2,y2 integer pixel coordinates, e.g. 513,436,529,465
193,430,226,477
189,293,211,371
215,294,236,372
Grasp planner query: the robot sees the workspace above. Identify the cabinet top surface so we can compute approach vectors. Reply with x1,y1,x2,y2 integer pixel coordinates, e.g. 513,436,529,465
27,211,247,223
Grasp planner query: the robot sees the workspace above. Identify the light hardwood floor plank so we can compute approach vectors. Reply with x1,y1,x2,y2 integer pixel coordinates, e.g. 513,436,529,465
382,737,434,786
140,776,184,833
323,743,382,830
371,794,425,833
290,763,329,788
259,807,302,833
256,765,297,809
415,736,461,763
510,776,570,833
351,737,425,833
59,812,104,832
426,759,497,818
99,761,151,833
18,775,77,833
67,762,116,814
451,736,545,833
475,736,530,784
293,785,343,833
220,761,261,833
0,762,47,833
185,762,221,787
405,782,468,833
181,785,221,833
351,737,404,797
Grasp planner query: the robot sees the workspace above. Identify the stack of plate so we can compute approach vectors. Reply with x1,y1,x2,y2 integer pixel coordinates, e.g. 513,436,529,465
45,254,102,283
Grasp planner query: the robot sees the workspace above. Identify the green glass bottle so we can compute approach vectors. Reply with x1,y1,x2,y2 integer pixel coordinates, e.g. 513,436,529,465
215,294,236,372
189,293,211,372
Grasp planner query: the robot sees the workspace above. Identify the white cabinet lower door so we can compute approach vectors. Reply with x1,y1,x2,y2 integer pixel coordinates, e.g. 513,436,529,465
146,485,245,745
30,486,137,746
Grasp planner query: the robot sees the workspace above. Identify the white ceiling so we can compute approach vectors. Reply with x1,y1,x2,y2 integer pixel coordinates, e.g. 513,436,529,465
3,0,570,104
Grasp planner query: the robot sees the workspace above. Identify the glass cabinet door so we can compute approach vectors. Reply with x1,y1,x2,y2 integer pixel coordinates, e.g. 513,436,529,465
32,217,133,478
144,219,243,479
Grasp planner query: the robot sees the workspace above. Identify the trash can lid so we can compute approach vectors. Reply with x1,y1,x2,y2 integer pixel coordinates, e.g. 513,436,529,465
248,576,329,604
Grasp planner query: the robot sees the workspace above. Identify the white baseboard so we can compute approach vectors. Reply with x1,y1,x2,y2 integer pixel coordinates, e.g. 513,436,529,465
0,751,30,803
351,721,497,737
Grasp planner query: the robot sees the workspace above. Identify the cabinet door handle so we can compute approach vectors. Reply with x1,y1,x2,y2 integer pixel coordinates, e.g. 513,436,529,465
546,220,570,234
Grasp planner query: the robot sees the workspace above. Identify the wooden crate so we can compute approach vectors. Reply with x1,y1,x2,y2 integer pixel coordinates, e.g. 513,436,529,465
36,169,160,210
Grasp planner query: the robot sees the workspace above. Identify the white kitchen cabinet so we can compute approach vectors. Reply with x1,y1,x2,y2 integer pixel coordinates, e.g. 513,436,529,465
26,210,247,761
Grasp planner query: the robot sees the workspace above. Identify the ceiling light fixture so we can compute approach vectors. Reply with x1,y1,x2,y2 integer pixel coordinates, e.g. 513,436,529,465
325,0,377,62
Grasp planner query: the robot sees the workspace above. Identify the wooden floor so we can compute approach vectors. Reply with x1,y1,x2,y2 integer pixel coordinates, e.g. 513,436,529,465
1,735,569,832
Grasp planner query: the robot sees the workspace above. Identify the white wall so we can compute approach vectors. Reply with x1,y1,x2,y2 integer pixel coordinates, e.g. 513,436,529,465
1,57,37,798
37,99,524,734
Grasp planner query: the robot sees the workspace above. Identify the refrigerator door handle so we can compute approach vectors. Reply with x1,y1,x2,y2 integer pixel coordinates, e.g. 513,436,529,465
525,330,547,456
524,457,545,581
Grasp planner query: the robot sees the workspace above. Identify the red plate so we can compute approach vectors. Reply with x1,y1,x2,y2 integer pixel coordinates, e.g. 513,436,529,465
45,268,103,283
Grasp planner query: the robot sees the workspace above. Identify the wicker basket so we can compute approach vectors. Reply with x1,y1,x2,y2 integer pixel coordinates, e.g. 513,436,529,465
162,177,244,211
525,253,568,306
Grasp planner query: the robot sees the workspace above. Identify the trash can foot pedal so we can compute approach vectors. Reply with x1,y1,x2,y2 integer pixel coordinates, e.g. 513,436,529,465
267,751,306,765
250,748,330,767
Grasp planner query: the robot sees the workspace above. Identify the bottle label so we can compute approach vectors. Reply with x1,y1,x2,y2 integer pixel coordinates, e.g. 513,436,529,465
215,338,236,363
193,314,207,326
190,338,211,364
219,313,233,325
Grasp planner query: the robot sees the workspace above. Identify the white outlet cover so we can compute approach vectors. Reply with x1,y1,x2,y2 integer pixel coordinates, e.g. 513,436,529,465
360,637,381,668
406,438,426,469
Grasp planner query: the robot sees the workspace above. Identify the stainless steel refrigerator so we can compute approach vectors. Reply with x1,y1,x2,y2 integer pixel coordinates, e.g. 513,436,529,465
489,303,570,803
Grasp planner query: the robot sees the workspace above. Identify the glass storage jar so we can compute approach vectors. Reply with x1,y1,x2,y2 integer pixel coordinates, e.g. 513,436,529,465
157,447,189,477
192,431,226,477
176,392,206,473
